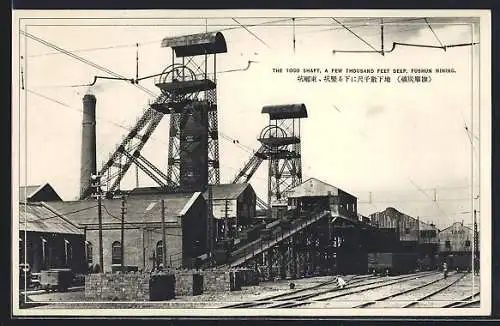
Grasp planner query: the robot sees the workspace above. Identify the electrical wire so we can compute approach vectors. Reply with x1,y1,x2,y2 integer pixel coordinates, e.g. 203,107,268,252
331,17,381,54
26,88,170,147
27,17,303,59
232,18,272,49
20,30,157,98
424,18,445,48
20,203,99,222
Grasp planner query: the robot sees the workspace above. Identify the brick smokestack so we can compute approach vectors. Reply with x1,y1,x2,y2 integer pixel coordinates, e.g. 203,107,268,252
79,94,97,199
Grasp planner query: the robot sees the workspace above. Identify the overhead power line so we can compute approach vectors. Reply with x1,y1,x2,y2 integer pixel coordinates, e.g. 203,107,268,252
20,203,99,222
232,18,272,49
20,30,157,97
331,17,381,54
424,18,445,48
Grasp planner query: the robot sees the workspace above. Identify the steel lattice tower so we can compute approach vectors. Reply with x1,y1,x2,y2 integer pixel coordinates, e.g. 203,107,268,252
231,104,308,212
86,32,226,199
259,104,308,208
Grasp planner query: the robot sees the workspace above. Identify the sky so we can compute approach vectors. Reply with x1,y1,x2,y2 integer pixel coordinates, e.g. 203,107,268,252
15,13,484,230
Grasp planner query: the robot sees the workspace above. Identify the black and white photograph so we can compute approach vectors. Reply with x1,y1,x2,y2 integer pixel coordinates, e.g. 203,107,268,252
12,9,491,317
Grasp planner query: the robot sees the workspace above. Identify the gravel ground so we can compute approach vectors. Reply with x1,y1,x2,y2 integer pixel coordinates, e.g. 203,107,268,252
303,272,442,309
23,272,479,310
24,275,339,309
409,273,480,308
367,272,465,308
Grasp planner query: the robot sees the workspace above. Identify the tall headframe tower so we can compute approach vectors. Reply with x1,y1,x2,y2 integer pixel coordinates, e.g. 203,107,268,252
258,104,308,207
85,32,226,199
156,32,226,191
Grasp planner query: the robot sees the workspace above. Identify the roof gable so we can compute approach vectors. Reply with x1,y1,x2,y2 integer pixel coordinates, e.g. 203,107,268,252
287,178,340,198
19,183,62,203
203,183,253,200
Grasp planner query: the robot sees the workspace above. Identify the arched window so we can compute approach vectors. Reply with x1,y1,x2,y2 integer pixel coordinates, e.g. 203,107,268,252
112,241,122,265
86,241,93,264
156,241,163,265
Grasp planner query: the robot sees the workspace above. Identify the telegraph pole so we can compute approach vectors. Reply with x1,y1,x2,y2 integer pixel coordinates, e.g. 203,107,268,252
121,196,127,269
161,199,167,268
91,174,104,272
224,200,230,239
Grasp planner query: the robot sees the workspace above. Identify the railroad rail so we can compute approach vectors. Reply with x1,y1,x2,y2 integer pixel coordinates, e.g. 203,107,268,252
355,272,467,308
402,272,469,308
224,271,437,308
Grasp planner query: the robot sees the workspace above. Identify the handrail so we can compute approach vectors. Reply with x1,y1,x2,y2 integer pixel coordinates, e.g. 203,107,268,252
227,210,330,268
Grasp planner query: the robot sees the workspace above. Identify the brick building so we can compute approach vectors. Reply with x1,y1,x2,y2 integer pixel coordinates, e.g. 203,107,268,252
45,192,207,273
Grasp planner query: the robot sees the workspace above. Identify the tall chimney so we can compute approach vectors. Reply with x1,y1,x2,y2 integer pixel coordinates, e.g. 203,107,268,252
79,94,97,199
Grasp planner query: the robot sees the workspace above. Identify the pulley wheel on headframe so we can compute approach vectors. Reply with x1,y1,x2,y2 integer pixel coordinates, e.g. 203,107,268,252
157,63,200,102
259,125,288,150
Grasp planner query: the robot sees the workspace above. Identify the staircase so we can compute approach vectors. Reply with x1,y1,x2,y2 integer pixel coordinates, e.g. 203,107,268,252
222,209,331,268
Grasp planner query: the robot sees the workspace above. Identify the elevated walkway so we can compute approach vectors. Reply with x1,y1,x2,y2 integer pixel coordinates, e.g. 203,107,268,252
222,209,332,268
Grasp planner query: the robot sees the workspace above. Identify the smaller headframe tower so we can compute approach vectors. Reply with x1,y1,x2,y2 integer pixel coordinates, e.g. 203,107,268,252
154,32,227,192
258,104,308,208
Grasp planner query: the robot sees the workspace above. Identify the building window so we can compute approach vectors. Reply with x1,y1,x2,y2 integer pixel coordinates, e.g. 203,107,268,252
112,241,122,265
465,240,471,247
86,242,93,264
445,240,451,249
405,228,411,234
156,241,164,265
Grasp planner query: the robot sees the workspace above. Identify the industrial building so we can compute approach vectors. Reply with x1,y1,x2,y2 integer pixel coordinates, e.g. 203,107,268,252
19,200,85,274
44,192,207,273
17,29,480,295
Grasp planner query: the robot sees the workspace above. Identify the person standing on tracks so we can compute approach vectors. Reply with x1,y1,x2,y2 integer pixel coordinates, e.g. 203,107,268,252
443,262,448,279
337,276,346,289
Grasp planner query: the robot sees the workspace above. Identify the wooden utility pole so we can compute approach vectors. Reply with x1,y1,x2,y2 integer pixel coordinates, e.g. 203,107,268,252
121,196,126,269
161,199,167,268
92,174,104,272
224,200,230,239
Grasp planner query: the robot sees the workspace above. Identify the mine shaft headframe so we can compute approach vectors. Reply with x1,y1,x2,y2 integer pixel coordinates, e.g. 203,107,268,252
259,103,308,210
158,31,227,187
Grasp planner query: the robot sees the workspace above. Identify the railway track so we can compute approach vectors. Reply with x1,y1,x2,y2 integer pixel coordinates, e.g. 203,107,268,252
223,271,437,308
354,272,467,308
443,292,480,308
274,271,440,308
401,272,469,308
223,274,371,308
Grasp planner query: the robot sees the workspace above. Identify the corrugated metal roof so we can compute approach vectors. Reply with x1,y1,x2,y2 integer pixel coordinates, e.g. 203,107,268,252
161,32,227,57
261,104,308,120
203,183,253,200
287,178,341,198
44,192,201,226
440,221,472,233
371,207,439,232
18,203,83,235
